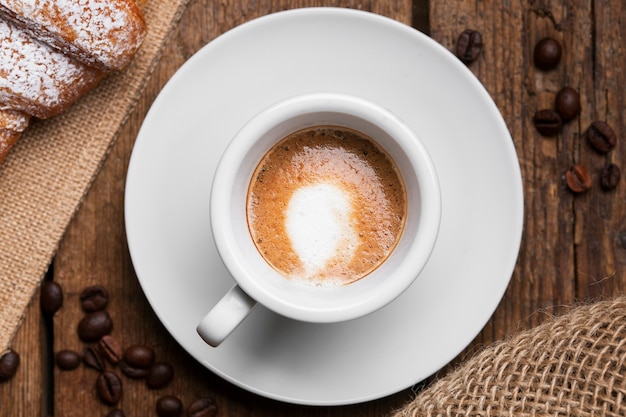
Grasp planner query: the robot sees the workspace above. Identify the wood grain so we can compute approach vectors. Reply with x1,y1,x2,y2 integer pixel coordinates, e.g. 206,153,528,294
2,1,626,416
429,0,626,365
0,288,46,417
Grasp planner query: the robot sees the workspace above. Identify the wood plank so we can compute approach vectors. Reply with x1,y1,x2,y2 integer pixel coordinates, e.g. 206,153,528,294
51,1,414,416
430,0,626,369
576,0,626,299
0,287,46,417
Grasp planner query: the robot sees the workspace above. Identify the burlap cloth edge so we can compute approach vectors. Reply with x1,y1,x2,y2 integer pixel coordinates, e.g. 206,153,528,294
0,0,191,353
391,296,626,417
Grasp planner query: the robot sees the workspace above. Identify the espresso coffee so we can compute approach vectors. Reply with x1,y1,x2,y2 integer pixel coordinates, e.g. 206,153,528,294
247,126,407,286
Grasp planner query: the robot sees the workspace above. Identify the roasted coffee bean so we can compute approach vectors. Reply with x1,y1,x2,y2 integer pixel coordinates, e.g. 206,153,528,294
587,121,617,153
156,395,183,417
188,397,218,417
82,346,105,371
55,349,81,370
99,335,123,364
533,109,562,136
119,359,150,379
555,86,581,121
0,349,20,382
77,310,113,342
123,345,155,369
533,37,562,70
79,285,109,312
456,29,483,64
40,281,63,315
106,409,126,417
96,371,122,405
146,362,174,389
600,163,621,190
565,164,592,193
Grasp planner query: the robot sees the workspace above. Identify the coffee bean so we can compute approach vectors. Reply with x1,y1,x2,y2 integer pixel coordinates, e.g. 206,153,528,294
40,281,63,315
600,163,621,190
82,346,105,371
533,37,562,70
0,349,20,382
555,86,581,121
55,349,80,371
456,29,483,64
77,310,113,342
156,395,183,417
188,397,218,417
565,164,592,193
587,121,617,153
123,345,155,369
119,359,150,379
533,109,562,136
96,371,122,405
146,362,174,389
106,409,126,417
99,335,123,364
79,285,109,312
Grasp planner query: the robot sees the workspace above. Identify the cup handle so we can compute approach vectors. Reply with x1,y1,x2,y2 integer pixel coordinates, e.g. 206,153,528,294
196,285,257,347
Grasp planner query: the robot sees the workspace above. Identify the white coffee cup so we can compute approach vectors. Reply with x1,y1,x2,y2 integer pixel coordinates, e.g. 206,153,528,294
196,93,441,347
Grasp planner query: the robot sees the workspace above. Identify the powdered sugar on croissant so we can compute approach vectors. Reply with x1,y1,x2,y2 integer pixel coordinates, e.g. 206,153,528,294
0,0,147,71
0,18,104,119
0,0,147,164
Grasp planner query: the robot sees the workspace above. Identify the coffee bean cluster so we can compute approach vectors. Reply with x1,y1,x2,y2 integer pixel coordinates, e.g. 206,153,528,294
39,281,218,417
531,36,621,193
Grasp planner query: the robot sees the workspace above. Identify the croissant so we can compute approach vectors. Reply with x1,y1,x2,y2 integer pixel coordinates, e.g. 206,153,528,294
0,0,147,165
0,0,147,71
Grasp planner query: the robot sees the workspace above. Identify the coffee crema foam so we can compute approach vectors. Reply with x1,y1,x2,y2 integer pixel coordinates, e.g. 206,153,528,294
247,126,407,286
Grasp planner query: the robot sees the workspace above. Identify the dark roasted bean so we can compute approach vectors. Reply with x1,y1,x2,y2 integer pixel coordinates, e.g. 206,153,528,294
533,37,562,70
99,335,123,364
456,29,483,64
40,281,63,315
156,395,183,417
533,109,562,136
555,86,581,121
600,163,621,190
565,164,592,193
96,371,122,405
79,285,109,312
0,349,20,382
587,121,617,153
146,362,174,389
82,346,105,371
77,311,113,342
55,349,81,371
123,345,155,369
188,397,218,417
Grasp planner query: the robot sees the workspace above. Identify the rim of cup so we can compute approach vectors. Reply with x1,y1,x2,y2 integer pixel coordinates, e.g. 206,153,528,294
210,92,441,323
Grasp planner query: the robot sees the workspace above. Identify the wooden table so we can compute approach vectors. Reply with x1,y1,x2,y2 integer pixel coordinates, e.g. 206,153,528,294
2,0,626,415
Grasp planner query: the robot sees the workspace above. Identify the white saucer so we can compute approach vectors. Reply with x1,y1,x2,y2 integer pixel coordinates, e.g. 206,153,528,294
125,8,523,406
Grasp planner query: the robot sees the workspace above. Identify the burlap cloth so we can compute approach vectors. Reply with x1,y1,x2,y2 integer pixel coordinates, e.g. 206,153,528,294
0,0,190,352
392,296,626,417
